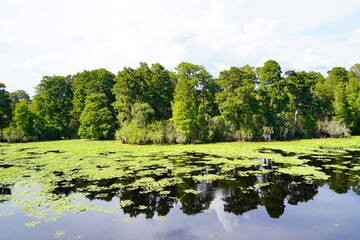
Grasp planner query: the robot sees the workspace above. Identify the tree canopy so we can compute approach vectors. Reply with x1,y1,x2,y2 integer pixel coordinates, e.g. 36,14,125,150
1,61,360,143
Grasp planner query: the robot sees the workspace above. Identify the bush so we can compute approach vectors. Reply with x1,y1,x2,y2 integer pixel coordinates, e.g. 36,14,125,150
262,126,274,142
316,119,350,138
175,132,188,144
234,127,254,142
208,116,238,142
2,125,29,143
163,121,175,144
115,123,148,144
148,121,166,145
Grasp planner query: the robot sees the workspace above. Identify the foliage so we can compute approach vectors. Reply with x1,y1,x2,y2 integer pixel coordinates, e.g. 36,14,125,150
316,119,350,138
2,60,360,144
32,76,73,140
256,60,290,140
72,69,115,120
9,90,30,110
78,93,115,140
171,62,218,143
0,83,12,130
285,71,319,136
2,124,27,142
216,65,259,140
13,101,34,139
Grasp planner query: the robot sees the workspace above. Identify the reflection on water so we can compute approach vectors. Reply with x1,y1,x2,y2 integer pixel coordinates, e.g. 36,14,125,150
42,150,358,219
0,148,359,239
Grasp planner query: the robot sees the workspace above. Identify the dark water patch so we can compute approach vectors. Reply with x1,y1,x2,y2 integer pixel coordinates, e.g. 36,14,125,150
25,150,63,156
26,151,41,155
17,147,38,152
0,164,14,168
96,165,110,169
319,146,345,150
51,178,122,202
0,186,12,195
53,171,64,176
44,150,63,154
258,148,297,157
99,151,116,156
15,156,40,160
28,165,45,171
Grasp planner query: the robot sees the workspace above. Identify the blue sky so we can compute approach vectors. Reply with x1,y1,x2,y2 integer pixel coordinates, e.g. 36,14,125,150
1,0,360,96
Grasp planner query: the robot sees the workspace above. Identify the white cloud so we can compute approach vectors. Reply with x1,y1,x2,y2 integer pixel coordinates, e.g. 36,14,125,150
1,0,360,95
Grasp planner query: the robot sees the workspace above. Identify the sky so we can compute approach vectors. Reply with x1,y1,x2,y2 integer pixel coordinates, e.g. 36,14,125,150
1,0,360,96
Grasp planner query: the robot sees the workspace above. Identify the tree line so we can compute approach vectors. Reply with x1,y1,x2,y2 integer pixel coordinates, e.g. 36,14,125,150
1,60,360,143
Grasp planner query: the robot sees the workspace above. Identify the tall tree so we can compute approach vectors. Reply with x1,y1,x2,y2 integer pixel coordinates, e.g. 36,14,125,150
9,90,30,110
285,71,318,136
345,64,360,133
32,75,73,140
13,100,34,138
325,67,350,123
216,65,259,139
257,60,289,140
112,63,150,126
78,93,115,140
148,63,175,120
72,68,115,131
113,62,174,125
0,83,12,130
171,62,218,142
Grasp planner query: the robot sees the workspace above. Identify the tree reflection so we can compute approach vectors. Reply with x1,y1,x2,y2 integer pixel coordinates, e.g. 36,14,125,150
4,149,358,220
0,186,12,202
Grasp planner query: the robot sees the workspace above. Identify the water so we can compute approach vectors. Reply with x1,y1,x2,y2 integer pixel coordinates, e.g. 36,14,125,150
0,149,359,239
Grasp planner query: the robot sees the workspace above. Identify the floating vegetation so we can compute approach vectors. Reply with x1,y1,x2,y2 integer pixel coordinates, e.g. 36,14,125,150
276,166,330,180
0,138,359,232
184,189,202,195
54,231,65,238
25,220,41,228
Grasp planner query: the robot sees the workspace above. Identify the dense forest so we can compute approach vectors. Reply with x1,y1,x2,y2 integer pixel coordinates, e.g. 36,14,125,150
1,60,360,144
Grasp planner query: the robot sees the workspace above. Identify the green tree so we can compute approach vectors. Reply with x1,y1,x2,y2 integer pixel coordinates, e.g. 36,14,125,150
0,83,12,130
112,62,175,144
115,102,155,144
148,63,175,120
285,71,318,136
345,64,360,133
215,65,259,140
13,100,34,138
112,63,151,126
171,62,218,142
78,93,115,140
316,67,348,118
32,75,73,140
113,62,174,122
325,67,351,124
348,64,360,79
72,68,115,132
257,60,289,140
9,90,30,110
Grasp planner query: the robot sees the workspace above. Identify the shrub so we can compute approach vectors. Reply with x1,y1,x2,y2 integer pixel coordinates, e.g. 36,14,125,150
2,125,29,143
262,126,274,142
164,120,177,144
175,132,188,144
115,123,148,144
148,121,166,145
316,119,350,138
234,127,254,142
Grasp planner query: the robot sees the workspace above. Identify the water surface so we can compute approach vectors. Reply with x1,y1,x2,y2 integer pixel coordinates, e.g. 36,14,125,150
0,146,359,239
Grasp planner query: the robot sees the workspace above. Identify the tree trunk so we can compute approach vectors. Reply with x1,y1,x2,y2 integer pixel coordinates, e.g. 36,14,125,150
294,107,299,136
